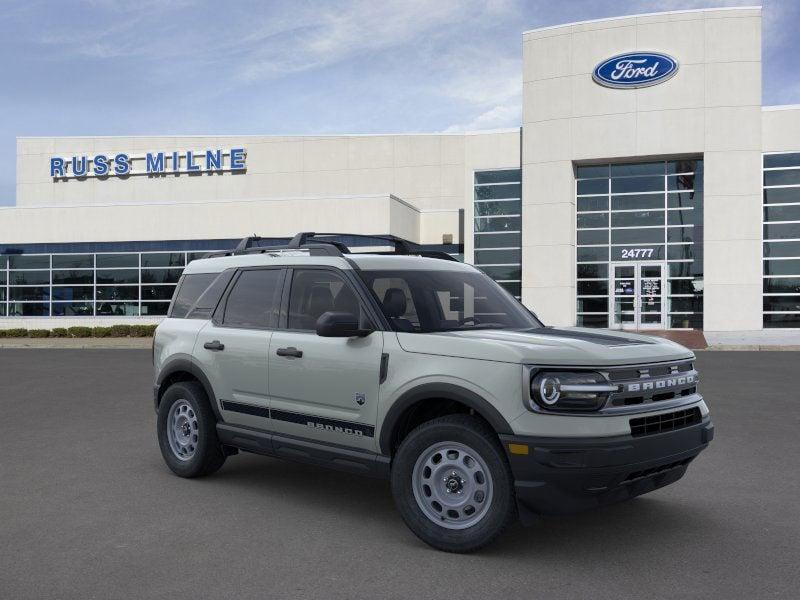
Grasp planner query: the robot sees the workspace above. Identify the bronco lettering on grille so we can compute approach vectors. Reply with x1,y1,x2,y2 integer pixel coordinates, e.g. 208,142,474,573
627,374,695,393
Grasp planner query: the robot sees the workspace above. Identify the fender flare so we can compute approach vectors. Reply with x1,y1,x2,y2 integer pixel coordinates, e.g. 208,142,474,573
378,383,514,455
155,356,223,422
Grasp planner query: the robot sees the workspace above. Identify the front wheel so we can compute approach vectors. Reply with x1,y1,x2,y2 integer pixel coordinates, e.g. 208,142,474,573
157,381,226,478
390,414,517,552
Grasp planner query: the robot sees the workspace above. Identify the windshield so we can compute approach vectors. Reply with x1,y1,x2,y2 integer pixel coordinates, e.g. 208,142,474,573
358,269,543,333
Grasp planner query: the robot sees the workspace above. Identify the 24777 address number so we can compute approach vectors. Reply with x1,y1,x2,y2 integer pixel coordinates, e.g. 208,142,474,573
619,247,655,259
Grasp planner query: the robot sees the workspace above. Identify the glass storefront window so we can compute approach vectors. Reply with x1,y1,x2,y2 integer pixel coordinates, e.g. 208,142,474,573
141,268,182,284
52,254,93,269
9,271,50,285
141,302,171,316
474,232,520,249
96,302,139,316
9,255,49,269
141,285,177,301
96,269,138,285
474,216,521,233
52,271,93,285
96,254,138,268
576,159,704,329
474,201,520,217
52,302,94,316
0,248,233,319
141,253,186,268
474,184,521,200
52,286,94,301
473,249,521,264
96,286,139,301
9,287,50,301
763,153,800,328
610,175,664,194
8,303,49,316
474,170,522,299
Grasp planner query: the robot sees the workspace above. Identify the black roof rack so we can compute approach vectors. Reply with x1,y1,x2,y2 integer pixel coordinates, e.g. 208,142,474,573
204,232,458,261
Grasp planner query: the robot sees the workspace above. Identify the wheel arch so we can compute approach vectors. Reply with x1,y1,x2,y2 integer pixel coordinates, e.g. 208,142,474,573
155,357,223,422
379,383,513,456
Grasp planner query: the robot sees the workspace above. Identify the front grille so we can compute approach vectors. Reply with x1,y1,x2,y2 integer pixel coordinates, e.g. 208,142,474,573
607,360,698,408
608,360,693,382
629,407,702,437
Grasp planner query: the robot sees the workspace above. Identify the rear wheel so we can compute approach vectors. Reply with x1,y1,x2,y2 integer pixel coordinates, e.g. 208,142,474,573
157,381,226,478
391,414,516,552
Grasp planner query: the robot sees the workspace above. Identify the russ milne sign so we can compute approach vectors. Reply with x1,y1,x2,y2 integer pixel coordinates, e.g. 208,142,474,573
593,52,678,89
50,148,246,179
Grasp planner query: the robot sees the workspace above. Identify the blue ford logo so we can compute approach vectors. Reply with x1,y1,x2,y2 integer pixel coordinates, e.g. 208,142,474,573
593,52,678,89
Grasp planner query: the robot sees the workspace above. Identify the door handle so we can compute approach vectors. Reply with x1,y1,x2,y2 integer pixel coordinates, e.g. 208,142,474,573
203,340,225,351
276,346,303,358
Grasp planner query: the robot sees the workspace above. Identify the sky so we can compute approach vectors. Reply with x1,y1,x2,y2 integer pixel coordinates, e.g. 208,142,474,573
1,0,798,206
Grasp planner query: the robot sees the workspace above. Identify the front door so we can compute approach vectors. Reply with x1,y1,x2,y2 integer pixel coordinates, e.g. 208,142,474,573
268,268,384,452
610,262,666,330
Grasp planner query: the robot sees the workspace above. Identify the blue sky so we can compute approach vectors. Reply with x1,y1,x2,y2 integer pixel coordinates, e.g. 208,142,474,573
1,0,798,206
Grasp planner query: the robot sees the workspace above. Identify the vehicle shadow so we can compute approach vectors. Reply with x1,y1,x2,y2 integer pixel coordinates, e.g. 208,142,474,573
195,452,721,558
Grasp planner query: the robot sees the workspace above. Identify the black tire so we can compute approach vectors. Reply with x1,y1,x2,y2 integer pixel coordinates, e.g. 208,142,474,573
390,414,517,553
157,381,226,478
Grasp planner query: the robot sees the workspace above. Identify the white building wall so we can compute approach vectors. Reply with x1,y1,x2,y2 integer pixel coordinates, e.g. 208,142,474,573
0,194,417,244
16,131,520,249
763,106,800,151
521,6,764,330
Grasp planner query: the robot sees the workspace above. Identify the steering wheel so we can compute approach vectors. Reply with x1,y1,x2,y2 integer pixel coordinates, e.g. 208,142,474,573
458,316,480,326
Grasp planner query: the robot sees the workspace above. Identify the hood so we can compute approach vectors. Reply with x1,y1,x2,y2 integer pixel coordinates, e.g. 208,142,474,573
395,326,693,366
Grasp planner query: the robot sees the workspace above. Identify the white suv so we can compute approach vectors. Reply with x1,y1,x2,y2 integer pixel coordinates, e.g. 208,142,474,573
153,232,713,552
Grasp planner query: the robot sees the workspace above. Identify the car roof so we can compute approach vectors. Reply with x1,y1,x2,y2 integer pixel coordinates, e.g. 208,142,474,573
182,251,476,275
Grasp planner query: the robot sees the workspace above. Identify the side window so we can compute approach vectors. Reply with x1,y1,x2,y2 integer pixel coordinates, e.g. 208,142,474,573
222,269,283,329
170,273,217,318
369,277,420,332
187,269,235,319
288,269,367,331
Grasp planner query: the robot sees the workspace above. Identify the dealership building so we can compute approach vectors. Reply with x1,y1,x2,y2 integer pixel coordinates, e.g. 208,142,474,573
3,6,800,339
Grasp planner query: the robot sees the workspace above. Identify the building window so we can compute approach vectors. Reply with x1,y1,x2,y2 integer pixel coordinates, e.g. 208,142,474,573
575,159,704,330
474,169,522,298
763,152,800,328
0,250,214,318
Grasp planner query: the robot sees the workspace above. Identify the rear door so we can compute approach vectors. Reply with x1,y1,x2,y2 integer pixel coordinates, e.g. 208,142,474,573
194,267,285,430
268,268,384,452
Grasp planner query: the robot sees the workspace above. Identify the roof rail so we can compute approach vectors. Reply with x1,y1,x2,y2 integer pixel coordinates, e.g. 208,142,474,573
205,232,459,262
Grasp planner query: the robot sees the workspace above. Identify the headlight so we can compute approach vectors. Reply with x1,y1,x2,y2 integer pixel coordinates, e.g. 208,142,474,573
529,370,617,412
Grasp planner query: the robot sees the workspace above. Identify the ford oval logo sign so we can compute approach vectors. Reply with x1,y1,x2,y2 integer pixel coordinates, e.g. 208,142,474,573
593,52,679,89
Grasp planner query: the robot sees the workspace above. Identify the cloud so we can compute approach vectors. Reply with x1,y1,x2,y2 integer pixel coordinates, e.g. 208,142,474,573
442,103,521,132
235,0,493,82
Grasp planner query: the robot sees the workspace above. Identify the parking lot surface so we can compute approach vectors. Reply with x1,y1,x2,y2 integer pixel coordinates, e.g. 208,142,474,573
1,350,798,599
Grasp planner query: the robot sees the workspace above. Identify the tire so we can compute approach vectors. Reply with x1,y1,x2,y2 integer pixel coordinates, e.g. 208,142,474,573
390,414,517,553
157,381,226,478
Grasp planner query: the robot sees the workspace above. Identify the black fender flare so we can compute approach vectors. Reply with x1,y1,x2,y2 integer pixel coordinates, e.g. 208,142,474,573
378,383,514,455
155,356,223,422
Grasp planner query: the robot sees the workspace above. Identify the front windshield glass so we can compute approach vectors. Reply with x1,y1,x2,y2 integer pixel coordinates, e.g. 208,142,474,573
358,269,543,333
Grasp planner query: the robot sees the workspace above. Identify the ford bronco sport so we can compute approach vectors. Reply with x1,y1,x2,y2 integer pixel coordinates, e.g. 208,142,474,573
153,232,713,552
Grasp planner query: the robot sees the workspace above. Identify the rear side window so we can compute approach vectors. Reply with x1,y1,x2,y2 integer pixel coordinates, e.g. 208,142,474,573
222,269,283,329
170,273,218,318
187,270,235,319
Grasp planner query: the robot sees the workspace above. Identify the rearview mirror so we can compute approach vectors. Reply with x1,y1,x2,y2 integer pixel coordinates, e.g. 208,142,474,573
315,311,373,338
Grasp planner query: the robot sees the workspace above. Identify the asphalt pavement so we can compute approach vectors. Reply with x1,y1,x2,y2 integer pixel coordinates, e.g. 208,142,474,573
0,349,798,599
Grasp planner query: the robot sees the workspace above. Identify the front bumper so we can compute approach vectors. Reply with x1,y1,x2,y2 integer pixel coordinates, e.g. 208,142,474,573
500,416,713,519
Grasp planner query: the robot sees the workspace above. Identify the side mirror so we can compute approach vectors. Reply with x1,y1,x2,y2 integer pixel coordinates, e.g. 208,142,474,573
315,311,373,338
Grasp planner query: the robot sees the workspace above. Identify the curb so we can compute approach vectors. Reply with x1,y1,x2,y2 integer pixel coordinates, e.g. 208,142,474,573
0,338,153,349
703,345,800,351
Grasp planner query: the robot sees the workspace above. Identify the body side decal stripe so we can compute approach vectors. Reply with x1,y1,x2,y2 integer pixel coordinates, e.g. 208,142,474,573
219,401,375,438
